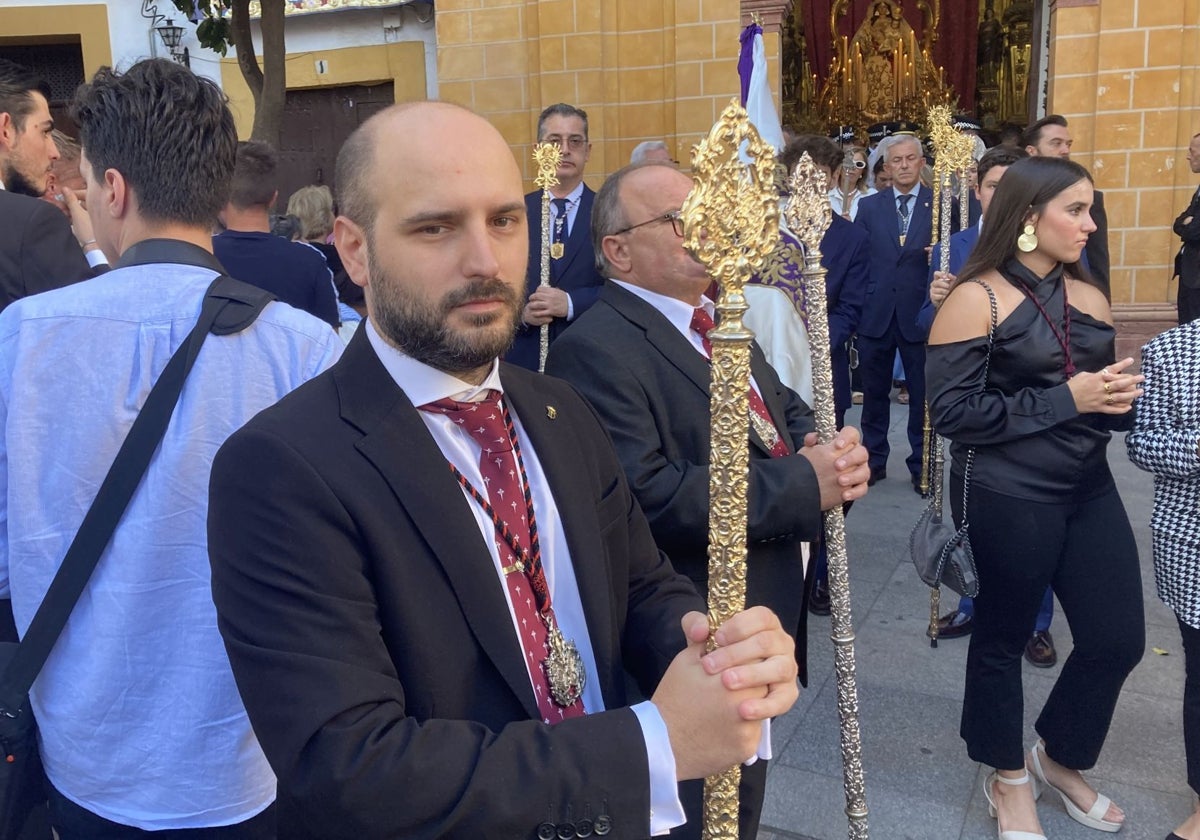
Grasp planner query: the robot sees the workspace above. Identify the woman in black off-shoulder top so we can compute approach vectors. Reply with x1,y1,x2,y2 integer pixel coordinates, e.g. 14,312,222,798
926,157,1145,840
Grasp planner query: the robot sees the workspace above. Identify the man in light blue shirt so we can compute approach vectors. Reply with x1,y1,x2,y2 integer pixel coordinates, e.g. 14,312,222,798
0,59,342,838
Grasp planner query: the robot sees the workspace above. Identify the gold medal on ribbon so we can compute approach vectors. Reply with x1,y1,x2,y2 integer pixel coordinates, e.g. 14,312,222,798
550,242,565,259
543,622,586,707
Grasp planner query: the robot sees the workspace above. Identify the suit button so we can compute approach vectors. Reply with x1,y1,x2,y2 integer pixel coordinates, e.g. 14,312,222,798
575,818,594,837
593,815,611,835
556,823,575,840
537,823,556,840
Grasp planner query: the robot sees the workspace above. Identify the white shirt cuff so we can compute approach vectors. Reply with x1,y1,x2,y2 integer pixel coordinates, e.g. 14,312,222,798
85,249,108,269
566,294,575,321
631,701,686,836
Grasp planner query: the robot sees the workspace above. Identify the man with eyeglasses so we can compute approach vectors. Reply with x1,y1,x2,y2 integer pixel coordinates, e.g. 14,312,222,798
546,161,871,840
506,103,605,370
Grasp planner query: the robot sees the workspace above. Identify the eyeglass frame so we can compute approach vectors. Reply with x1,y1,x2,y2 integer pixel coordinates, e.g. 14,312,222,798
611,209,684,238
541,134,588,151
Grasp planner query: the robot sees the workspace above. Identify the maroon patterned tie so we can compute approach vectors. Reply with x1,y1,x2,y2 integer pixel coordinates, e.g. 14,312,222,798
420,390,585,723
690,307,791,458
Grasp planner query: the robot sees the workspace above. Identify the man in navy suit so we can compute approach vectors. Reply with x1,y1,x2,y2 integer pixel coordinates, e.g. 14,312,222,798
776,135,868,429
505,103,605,370
854,133,933,492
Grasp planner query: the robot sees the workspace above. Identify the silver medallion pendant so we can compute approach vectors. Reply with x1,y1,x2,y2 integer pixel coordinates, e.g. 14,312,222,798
544,623,586,708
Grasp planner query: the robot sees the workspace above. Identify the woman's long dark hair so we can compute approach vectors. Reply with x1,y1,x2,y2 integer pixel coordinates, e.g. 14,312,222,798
958,156,1095,286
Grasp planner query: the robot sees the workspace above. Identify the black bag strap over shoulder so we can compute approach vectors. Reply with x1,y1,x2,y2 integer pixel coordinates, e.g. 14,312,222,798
0,275,274,715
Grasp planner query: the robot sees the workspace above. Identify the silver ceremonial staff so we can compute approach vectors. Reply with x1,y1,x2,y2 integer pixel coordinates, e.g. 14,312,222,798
784,153,869,839
924,105,977,645
681,98,779,840
532,142,562,373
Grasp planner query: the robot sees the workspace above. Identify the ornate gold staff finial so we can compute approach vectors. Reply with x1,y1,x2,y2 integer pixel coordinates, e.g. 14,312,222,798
784,153,870,840
681,97,779,840
532,142,563,373
922,106,977,642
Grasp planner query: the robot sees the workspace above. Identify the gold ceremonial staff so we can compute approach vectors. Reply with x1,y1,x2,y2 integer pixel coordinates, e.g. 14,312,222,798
681,99,779,840
532,143,562,373
785,154,869,840
923,106,976,645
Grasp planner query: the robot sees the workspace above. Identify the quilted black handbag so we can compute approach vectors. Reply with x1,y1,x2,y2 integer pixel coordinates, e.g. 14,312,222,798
909,278,997,600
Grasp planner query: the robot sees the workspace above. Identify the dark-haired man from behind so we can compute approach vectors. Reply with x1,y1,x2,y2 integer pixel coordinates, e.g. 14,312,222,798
0,58,342,837
0,59,104,310
213,141,339,330
505,103,605,370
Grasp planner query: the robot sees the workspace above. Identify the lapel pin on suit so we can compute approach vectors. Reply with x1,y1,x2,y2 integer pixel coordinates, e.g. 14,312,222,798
546,405,558,419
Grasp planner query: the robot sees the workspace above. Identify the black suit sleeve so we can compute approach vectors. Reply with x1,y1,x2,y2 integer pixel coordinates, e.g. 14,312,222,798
4,200,93,308
1175,192,1200,244
208,417,697,838
547,334,823,555
1084,191,1111,298
828,234,867,350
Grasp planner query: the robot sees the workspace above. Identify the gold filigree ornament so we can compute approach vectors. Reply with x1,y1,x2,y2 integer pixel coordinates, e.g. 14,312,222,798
532,143,563,373
681,98,780,840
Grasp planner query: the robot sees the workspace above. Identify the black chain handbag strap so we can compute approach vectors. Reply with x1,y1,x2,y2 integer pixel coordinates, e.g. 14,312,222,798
955,278,999,533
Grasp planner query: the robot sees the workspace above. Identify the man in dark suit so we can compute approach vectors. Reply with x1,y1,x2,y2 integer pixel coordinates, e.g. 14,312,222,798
506,103,605,370
1174,131,1200,324
208,101,800,840
854,133,934,491
1025,114,1111,298
546,161,870,838
0,59,102,310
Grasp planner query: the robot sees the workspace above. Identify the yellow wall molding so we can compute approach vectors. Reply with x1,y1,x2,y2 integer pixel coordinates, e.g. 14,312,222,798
0,5,112,77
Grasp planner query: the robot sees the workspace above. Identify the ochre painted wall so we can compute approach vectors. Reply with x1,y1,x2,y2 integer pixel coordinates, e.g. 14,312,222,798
434,0,746,190
220,41,427,140
1049,0,1200,306
0,5,112,77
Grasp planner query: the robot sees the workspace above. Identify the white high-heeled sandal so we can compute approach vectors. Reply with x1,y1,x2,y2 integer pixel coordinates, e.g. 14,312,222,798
1028,739,1123,832
984,770,1047,840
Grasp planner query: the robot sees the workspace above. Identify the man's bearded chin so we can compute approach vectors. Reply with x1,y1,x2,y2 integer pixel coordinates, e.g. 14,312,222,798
2,162,43,198
373,277,522,375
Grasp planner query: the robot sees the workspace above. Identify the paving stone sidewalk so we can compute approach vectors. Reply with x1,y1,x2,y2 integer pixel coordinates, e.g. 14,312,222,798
758,401,1190,840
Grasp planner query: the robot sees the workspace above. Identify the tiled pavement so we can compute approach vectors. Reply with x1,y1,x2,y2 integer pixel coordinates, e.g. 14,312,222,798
757,398,1191,840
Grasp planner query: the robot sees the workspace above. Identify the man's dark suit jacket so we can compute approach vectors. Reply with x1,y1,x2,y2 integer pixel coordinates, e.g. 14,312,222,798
1085,189,1111,299
545,282,822,661
546,282,822,839
0,190,95,310
208,327,704,839
854,186,934,343
506,185,605,370
822,215,869,419
1175,185,1200,290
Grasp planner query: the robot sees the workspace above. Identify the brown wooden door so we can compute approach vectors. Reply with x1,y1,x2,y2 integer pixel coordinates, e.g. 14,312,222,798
277,82,395,214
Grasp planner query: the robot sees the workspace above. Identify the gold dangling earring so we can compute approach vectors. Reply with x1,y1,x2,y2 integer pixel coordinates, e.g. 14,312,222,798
1017,223,1039,253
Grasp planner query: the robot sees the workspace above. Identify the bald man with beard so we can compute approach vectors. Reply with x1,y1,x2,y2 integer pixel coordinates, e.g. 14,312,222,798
207,101,801,840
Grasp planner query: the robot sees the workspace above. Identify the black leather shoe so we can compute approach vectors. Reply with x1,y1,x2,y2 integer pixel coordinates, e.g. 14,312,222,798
1024,630,1057,668
926,610,973,640
808,579,831,616
911,473,927,496
867,467,886,486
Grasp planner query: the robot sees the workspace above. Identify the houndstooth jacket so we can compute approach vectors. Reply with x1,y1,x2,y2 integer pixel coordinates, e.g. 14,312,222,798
1127,319,1200,629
